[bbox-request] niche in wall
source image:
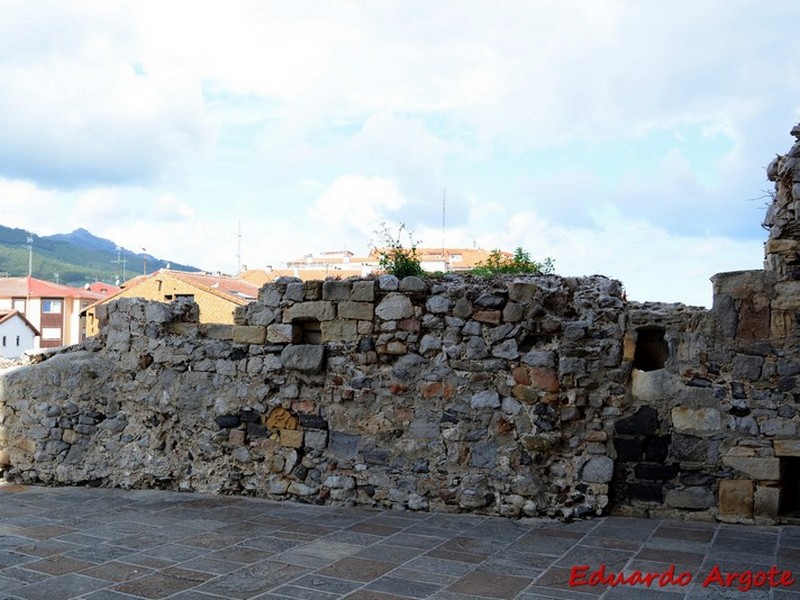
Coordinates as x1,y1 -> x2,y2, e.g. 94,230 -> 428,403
294,319 -> 322,345
633,326 -> 668,371
780,457 -> 800,517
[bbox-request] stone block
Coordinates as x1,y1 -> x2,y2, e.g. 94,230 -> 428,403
266,407 -> 298,430
280,429 -> 303,448
232,326 -> 266,345
351,280 -> 375,302
328,431 -> 360,460
321,320 -> 358,342
400,276 -> 426,292
266,323 -> 301,344
305,429 -> 328,450
773,281 -> 800,310
774,440 -> 800,456
322,280 -> 352,301
719,479 -> 753,516
337,301 -> 374,321
472,310 -> 501,325
521,350 -> 556,367
470,390 -> 500,409
664,487 -> 715,510
287,301 -> 335,322
671,407 -> 721,434
426,295 -> 451,314
631,369 -> 680,401
754,485 -> 780,517
670,433 -> 709,462
507,281 -> 537,303
722,456 -> 780,480
375,293 -> 414,320
280,345 -> 325,372
172,323 -> 199,337
204,324 -> 233,340
453,297 -> 472,319
581,456 -> 614,483
732,354 -> 764,381
529,367 -> 559,392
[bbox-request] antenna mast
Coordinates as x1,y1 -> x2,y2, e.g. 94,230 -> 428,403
27,235 -> 33,277
236,220 -> 242,273
441,188 -> 446,256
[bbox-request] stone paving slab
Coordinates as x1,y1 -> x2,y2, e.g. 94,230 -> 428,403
0,485 -> 797,599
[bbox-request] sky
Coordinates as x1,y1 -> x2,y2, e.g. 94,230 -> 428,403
1,1 -> 798,307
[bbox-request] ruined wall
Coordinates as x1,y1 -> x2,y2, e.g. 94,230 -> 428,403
1,126 -> 800,522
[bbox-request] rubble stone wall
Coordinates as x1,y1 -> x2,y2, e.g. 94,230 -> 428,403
2,125 -> 800,522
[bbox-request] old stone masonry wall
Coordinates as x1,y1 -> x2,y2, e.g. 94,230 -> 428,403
2,124 -> 800,522
0,274 -> 631,519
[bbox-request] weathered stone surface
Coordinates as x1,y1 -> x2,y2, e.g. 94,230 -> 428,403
774,439 -> 800,456
754,485 -> 780,516
426,295 -> 451,314
400,276 -> 426,292
671,407 -> 721,434
321,320 -> 358,342
233,325 -> 267,344
665,487 -> 715,510
337,302 -> 374,321
322,280 -> 352,301
719,479 -> 753,516
375,293 -> 413,320
267,324 -> 300,344
722,457 -> 780,480
287,301 -> 335,322
470,391 -> 500,409
581,456 -> 614,483
280,345 -> 325,372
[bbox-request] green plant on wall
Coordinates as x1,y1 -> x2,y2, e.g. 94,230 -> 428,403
471,247 -> 555,276
372,222 -> 425,278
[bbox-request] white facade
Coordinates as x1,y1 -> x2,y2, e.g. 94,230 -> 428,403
0,314 -> 37,358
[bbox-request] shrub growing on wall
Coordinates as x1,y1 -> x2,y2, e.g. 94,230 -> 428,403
373,222 -> 425,278
471,247 -> 555,276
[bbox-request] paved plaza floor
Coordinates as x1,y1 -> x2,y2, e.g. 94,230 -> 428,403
0,484 -> 796,599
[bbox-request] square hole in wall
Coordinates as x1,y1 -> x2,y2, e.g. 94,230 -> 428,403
633,326 -> 668,371
780,457 -> 800,516
294,319 -> 322,345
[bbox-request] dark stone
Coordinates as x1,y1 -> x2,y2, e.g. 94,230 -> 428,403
644,436 -> 670,463
440,410 -> 461,424
634,463 -> 678,481
299,414 -> 328,430
239,409 -> 261,423
362,447 -> 389,465
729,405 -> 751,417
680,472 -> 714,486
628,482 -> 663,502
614,438 -> 643,462
520,451 -> 533,466
670,433 -> 708,462
465,429 -> 487,442
229,347 -> 248,361
778,404 -> 797,418
412,458 -> 429,473
215,415 -> 240,429
474,293 -> 506,309
470,441 -> 498,468
732,354 -> 763,380
246,423 -> 268,439
779,377 -> 796,392
357,338 -> 375,352
730,382 -> 747,400
687,377 -> 712,388
615,407 -> 658,436
777,360 -> 800,377
328,431 -> 361,460
713,293 -> 737,338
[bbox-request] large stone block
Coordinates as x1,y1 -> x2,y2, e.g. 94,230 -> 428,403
773,440 -> 800,456
280,345 -> 325,372
375,293 -> 414,320
287,301 -> 336,322
322,280 -> 352,301
232,326 -> 266,344
722,456 -> 780,480
719,479 -> 753,516
321,320 -> 358,342
754,485 -> 780,517
337,301 -> 374,321
581,456 -> 614,483
664,487 -> 715,510
615,406 -> 658,436
671,407 -> 721,434
351,281 -> 375,302
631,369 -> 680,401
773,281 -> 800,310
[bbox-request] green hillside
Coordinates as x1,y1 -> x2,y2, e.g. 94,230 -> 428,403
0,225 -> 200,286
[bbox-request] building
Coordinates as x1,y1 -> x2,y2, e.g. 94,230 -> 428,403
238,247 -> 505,286
0,276 -> 103,349
0,310 -> 39,358
84,269 -> 261,336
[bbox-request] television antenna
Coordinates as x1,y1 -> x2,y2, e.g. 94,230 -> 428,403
26,235 -> 34,277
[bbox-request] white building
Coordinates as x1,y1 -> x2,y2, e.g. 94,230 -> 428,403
0,310 -> 39,358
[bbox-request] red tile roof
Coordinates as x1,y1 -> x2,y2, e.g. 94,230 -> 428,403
0,277 -> 102,300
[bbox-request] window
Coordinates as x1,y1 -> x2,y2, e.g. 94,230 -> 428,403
42,327 -> 62,340
15,335 -> 19,346
42,299 -> 62,314
633,327 -> 668,371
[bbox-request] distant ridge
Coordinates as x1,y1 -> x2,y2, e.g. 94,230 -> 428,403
0,225 -> 202,286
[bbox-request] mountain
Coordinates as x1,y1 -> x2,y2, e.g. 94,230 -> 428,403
0,225 -> 201,286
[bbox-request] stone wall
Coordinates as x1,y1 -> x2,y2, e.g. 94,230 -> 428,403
1,124 -> 800,523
